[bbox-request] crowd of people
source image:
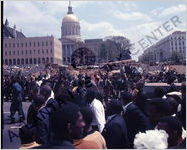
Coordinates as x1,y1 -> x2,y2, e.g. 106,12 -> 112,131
2,63 -> 186,149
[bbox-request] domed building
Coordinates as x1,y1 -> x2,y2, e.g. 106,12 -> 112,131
61,2 -> 103,66
61,3 -> 81,41
61,2 -> 84,65
61,3 -> 102,65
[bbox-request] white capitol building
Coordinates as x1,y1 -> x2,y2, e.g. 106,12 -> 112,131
60,3 -> 103,65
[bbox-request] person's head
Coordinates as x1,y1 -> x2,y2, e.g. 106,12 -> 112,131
106,99 -> 123,116
154,87 -> 165,98
166,97 -> 178,115
55,87 -> 74,103
33,95 -> 45,110
136,80 -> 145,91
80,107 -> 94,135
85,76 -> 93,88
40,85 -> 51,100
85,88 -> 96,104
31,86 -> 39,98
50,102 -> 85,141
147,98 -> 170,126
121,92 -> 133,105
19,124 -> 36,144
44,82 -> 53,89
156,116 -> 183,147
134,91 -> 147,113
134,129 -> 168,149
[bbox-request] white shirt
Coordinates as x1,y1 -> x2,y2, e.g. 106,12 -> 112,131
90,98 -> 106,133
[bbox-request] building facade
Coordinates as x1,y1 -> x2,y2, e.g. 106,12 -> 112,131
3,36 -> 62,66
139,31 -> 186,63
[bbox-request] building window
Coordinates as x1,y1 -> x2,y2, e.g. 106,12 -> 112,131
46,41 -> 48,46
51,57 -> 53,63
5,43 -> 7,48
38,42 -> 40,46
63,57 -> 66,62
30,58 -> 32,64
42,49 -> 44,54
21,58 -> 24,65
21,50 -> 24,55
17,59 -> 20,65
50,41 -> 52,46
26,50 -> 27,55
51,49 -> 52,53
5,59 -> 8,65
38,50 -> 40,54
17,51 -> 19,55
17,43 -> 19,47
25,58 -> 28,64
38,58 -> 41,64
13,43 -> 15,48
21,43 -> 23,47
34,42 -> 36,47
34,50 -> 36,54
25,43 -> 27,47
9,51 -> 11,55
68,57 -> 70,62
42,58 -> 45,64
9,59 -> 12,65
42,42 -> 44,46
13,51 -> 15,55
30,50 -> 32,54
46,57 -> 49,63
34,58 -> 37,64
46,49 -> 48,54
9,43 -> 11,48
30,42 -> 32,47
5,51 -> 7,55
13,59 -> 16,65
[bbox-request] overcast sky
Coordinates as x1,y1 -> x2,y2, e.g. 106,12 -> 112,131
4,1 -> 186,60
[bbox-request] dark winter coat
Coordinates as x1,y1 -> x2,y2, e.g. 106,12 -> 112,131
102,114 -> 129,149
122,102 -> 151,148
36,98 -> 59,144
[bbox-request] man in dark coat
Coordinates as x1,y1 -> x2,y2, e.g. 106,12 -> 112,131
27,94 -> 45,126
102,100 -> 129,149
36,85 -> 59,144
37,102 -> 85,149
10,78 -> 25,123
121,92 -> 151,148
134,80 -> 148,115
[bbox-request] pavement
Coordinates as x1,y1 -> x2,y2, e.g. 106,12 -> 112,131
2,102 -> 31,149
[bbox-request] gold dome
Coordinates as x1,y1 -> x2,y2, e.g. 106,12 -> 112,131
62,14 -> 79,23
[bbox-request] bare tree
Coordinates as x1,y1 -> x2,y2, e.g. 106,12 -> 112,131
104,36 -> 132,61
